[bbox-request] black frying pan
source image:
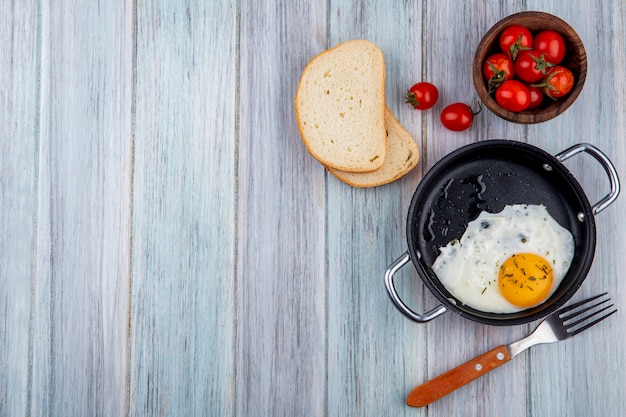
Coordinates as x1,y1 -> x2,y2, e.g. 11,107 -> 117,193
385,140 -> 619,326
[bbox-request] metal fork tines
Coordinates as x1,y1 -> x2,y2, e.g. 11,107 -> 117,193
556,292 -> 617,336
508,293 -> 617,358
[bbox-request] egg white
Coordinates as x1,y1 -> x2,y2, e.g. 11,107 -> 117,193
432,204 -> 575,313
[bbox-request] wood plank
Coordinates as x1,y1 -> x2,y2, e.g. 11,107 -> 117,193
235,1 -> 328,416
324,2 -> 433,416
526,1 -> 626,415
129,0 -> 237,415
29,1 -> 133,415
0,1 -> 40,416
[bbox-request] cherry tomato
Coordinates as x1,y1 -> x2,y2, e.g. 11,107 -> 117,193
534,66 -> 574,99
495,80 -> 530,112
526,85 -> 544,109
440,102 -> 482,131
514,51 -> 553,83
533,30 -> 566,64
405,82 -> 439,110
499,25 -> 533,60
482,53 -> 515,93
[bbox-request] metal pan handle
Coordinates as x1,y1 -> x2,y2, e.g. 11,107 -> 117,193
555,143 -> 620,215
384,251 -> 447,323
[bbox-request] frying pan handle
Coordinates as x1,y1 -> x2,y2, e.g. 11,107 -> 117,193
555,143 -> 620,215
384,251 -> 447,323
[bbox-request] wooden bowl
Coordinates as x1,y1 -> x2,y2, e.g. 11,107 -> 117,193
473,11 -> 587,124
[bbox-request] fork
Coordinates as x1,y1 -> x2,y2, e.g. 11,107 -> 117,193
406,293 -> 617,407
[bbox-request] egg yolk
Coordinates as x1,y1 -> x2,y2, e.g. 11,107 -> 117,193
498,253 -> 554,308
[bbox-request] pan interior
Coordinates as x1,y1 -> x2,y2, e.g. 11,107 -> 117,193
407,141 -> 596,324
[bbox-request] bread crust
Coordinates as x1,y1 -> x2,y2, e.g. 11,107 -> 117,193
327,108 -> 419,187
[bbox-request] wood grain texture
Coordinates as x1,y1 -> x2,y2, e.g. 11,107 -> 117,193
130,1 -> 237,416
28,1 -> 133,416
1,1 -> 624,416
235,1 -> 327,416
0,2 -> 39,416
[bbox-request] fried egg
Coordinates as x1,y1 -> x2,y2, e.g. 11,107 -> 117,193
432,204 -> 575,313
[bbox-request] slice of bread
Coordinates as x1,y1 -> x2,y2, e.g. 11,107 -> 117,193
327,108 -> 419,187
295,40 -> 387,172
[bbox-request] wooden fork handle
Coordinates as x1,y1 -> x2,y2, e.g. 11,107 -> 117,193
406,345 -> 512,407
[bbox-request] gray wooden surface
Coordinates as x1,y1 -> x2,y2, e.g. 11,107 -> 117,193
1,0 -> 624,416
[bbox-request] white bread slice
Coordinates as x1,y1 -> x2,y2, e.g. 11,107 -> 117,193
295,40 -> 387,172
327,108 -> 419,187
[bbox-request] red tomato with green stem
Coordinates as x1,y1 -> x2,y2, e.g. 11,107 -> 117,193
533,30 -> 566,64
495,80 -> 530,112
405,82 -> 439,110
482,53 -> 515,93
499,25 -> 533,60
533,66 -> 574,99
440,102 -> 482,131
514,51 -> 554,83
